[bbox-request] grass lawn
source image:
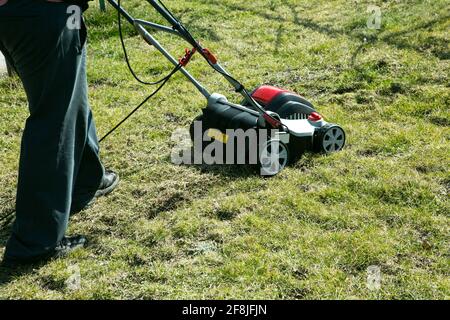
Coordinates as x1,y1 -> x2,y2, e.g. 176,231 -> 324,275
0,0 -> 449,299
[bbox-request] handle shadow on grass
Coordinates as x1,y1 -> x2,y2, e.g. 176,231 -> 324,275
215,0 -> 449,61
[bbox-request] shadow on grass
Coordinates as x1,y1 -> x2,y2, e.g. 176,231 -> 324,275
288,2 -> 450,62
169,146 -> 262,179
209,0 -> 449,61
0,260 -> 46,287
380,16 -> 450,60
191,163 -> 260,178
87,1 -> 222,44
0,210 -> 46,287
88,0 -> 449,63
145,191 -> 189,219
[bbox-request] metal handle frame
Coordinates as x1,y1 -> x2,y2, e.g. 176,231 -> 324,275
107,0 -> 281,127
143,0 -> 266,114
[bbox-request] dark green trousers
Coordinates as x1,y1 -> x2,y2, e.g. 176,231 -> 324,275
0,0 -> 104,260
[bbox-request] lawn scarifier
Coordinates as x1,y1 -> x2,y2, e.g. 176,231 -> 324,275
107,0 -> 346,175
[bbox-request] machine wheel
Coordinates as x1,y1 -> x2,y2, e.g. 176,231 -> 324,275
259,140 -> 289,176
320,126 -> 346,153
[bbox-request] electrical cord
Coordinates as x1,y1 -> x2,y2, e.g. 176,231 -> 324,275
99,0 -> 182,142
118,0 -> 175,86
0,196 -> 15,229
0,209 -> 14,230
99,63 -> 181,143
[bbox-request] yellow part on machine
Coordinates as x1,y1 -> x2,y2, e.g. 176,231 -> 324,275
207,129 -> 229,144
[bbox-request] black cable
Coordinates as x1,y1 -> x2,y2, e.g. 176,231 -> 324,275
99,0 -> 183,143
99,63 -> 181,143
156,0 -> 179,23
0,194 -> 15,229
0,197 -> 15,229
118,0 -> 175,86
0,209 -> 14,229
157,0 -> 245,87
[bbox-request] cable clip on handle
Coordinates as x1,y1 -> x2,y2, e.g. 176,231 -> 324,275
179,47 -> 218,67
179,47 -> 197,67
201,48 -> 217,64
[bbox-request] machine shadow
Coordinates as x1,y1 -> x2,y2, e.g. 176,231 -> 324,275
191,163 -> 260,179
173,146 -> 316,179
170,147 -> 260,179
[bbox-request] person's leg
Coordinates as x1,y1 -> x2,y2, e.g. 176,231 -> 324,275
0,0 -> 103,261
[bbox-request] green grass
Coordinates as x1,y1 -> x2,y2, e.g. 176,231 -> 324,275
0,0 -> 449,299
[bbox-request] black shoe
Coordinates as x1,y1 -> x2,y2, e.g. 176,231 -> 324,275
1,235 -> 87,267
95,170 -> 120,197
70,170 -> 119,214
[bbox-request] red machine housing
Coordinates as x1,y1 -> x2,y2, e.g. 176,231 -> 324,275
249,85 -> 316,120
251,86 -> 290,106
